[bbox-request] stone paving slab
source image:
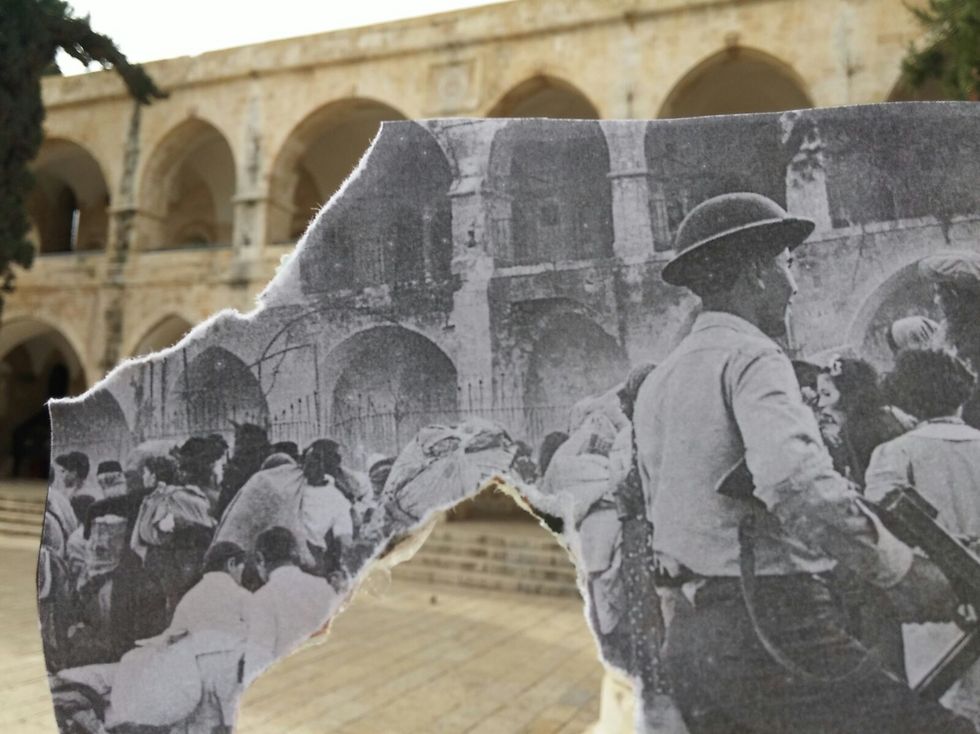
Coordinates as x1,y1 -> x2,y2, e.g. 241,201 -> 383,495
0,538 -> 602,733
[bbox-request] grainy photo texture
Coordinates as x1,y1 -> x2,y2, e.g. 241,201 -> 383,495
39,103 -> 980,733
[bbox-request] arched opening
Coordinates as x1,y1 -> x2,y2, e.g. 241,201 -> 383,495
323,326 -> 458,461
848,259 -> 945,370
268,99 -> 407,244
488,75 -> 600,118
0,319 -> 87,478
158,346 -> 268,442
49,390 -> 132,479
660,48 -> 813,118
131,315 -> 193,358
297,122 -> 453,294
27,139 -> 110,254
644,114 -> 787,249
140,119 -> 236,249
523,311 -> 629,444
820,104 -> 980,229
488,120 -> 613,265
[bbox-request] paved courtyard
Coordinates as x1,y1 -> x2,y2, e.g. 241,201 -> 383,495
0,532 -> 603,733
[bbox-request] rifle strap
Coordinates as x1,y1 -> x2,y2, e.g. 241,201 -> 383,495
738,514 -> 886,686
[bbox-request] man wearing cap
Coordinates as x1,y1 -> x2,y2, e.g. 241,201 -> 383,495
634,193 -> 974,732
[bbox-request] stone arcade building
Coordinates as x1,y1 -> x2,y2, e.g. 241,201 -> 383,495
1,0 -> 973,477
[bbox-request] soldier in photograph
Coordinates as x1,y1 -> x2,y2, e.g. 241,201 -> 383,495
633,192 -> 977,733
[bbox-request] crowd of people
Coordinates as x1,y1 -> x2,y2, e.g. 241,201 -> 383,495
39,406 -> 527,734
39,426 -> 403,733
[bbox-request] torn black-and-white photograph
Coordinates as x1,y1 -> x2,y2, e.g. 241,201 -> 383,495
38,103 -> 980,734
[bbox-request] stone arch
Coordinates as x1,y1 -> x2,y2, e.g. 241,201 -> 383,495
659,47 -> 813,119
49,391 -> 132,481
846,258 -> 945,370
160,346 -> 268,443
819,104 -> 980,229
525,311 -> 628,408
487,75 -> 600,119
0,317 -> 88,478
267,98 -> 407,244
27,138 -> 110,254
322,325 -> 458,460
644,113 -> 787,246
130,315 -> 194,358
508,305 -> 629,447
488,120 -> 613,265
297,122 -> 454,294
139,117 -> 236,249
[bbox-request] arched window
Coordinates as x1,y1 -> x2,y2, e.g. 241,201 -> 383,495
298,122 -> 454,293
819,104 -> 980,228
140,119 -> 236,249
325,326 -> 458,456
521,309 -> 628,445
27,139 -> 110,254
645,115 -> 787,247
131,315 -> 193,358
488,120 -> 613,265
488,75 -> 600,119
268,99 -> 407,244
162,346 -> 268,440
660,48 -> 813,118
0,319 -> 88,478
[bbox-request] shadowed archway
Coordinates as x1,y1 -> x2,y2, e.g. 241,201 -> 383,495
27,138 -> 110,254
660,47 -> 812,119
488,75 -> 600,119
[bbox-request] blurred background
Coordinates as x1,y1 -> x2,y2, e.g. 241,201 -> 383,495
0,1 -> 974,732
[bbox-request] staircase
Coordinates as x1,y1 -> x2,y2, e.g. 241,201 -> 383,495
0,481 -> 46,540
394,520 -> 581,597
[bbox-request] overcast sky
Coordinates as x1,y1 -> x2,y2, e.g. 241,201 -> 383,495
57,0 -> 507,74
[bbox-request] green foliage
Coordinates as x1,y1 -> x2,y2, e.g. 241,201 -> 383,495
902,0 -> 980,100
0,0 -> 166,317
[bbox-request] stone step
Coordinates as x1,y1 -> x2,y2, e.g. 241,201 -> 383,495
406,520 -> 581,597
0,503 -> 44,529
0,493 -> 46,507
0,519 -> 43,538
409,552 -> 579,584
412,539 -> 571,567
426,523 -> 563,552
393,563 -> 581,598
0,500 -> 45,516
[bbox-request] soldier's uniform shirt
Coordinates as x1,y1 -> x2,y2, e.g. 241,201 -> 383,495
633,310 -> 911,584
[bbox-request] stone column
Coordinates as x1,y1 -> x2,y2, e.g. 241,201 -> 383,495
600,121 -> 657,258
232,88 -> 270,273
426,120 -> 507,415
99,103 -> 145,375
780,110 -> 832,232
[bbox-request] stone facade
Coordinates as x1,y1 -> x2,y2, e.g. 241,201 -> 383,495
0,0 -> 965,476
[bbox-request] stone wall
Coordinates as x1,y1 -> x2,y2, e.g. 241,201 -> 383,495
2,0 -> 960,476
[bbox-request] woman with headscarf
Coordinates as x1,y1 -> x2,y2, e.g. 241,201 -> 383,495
816,356 -> 915,488
131,455 -> 215,560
